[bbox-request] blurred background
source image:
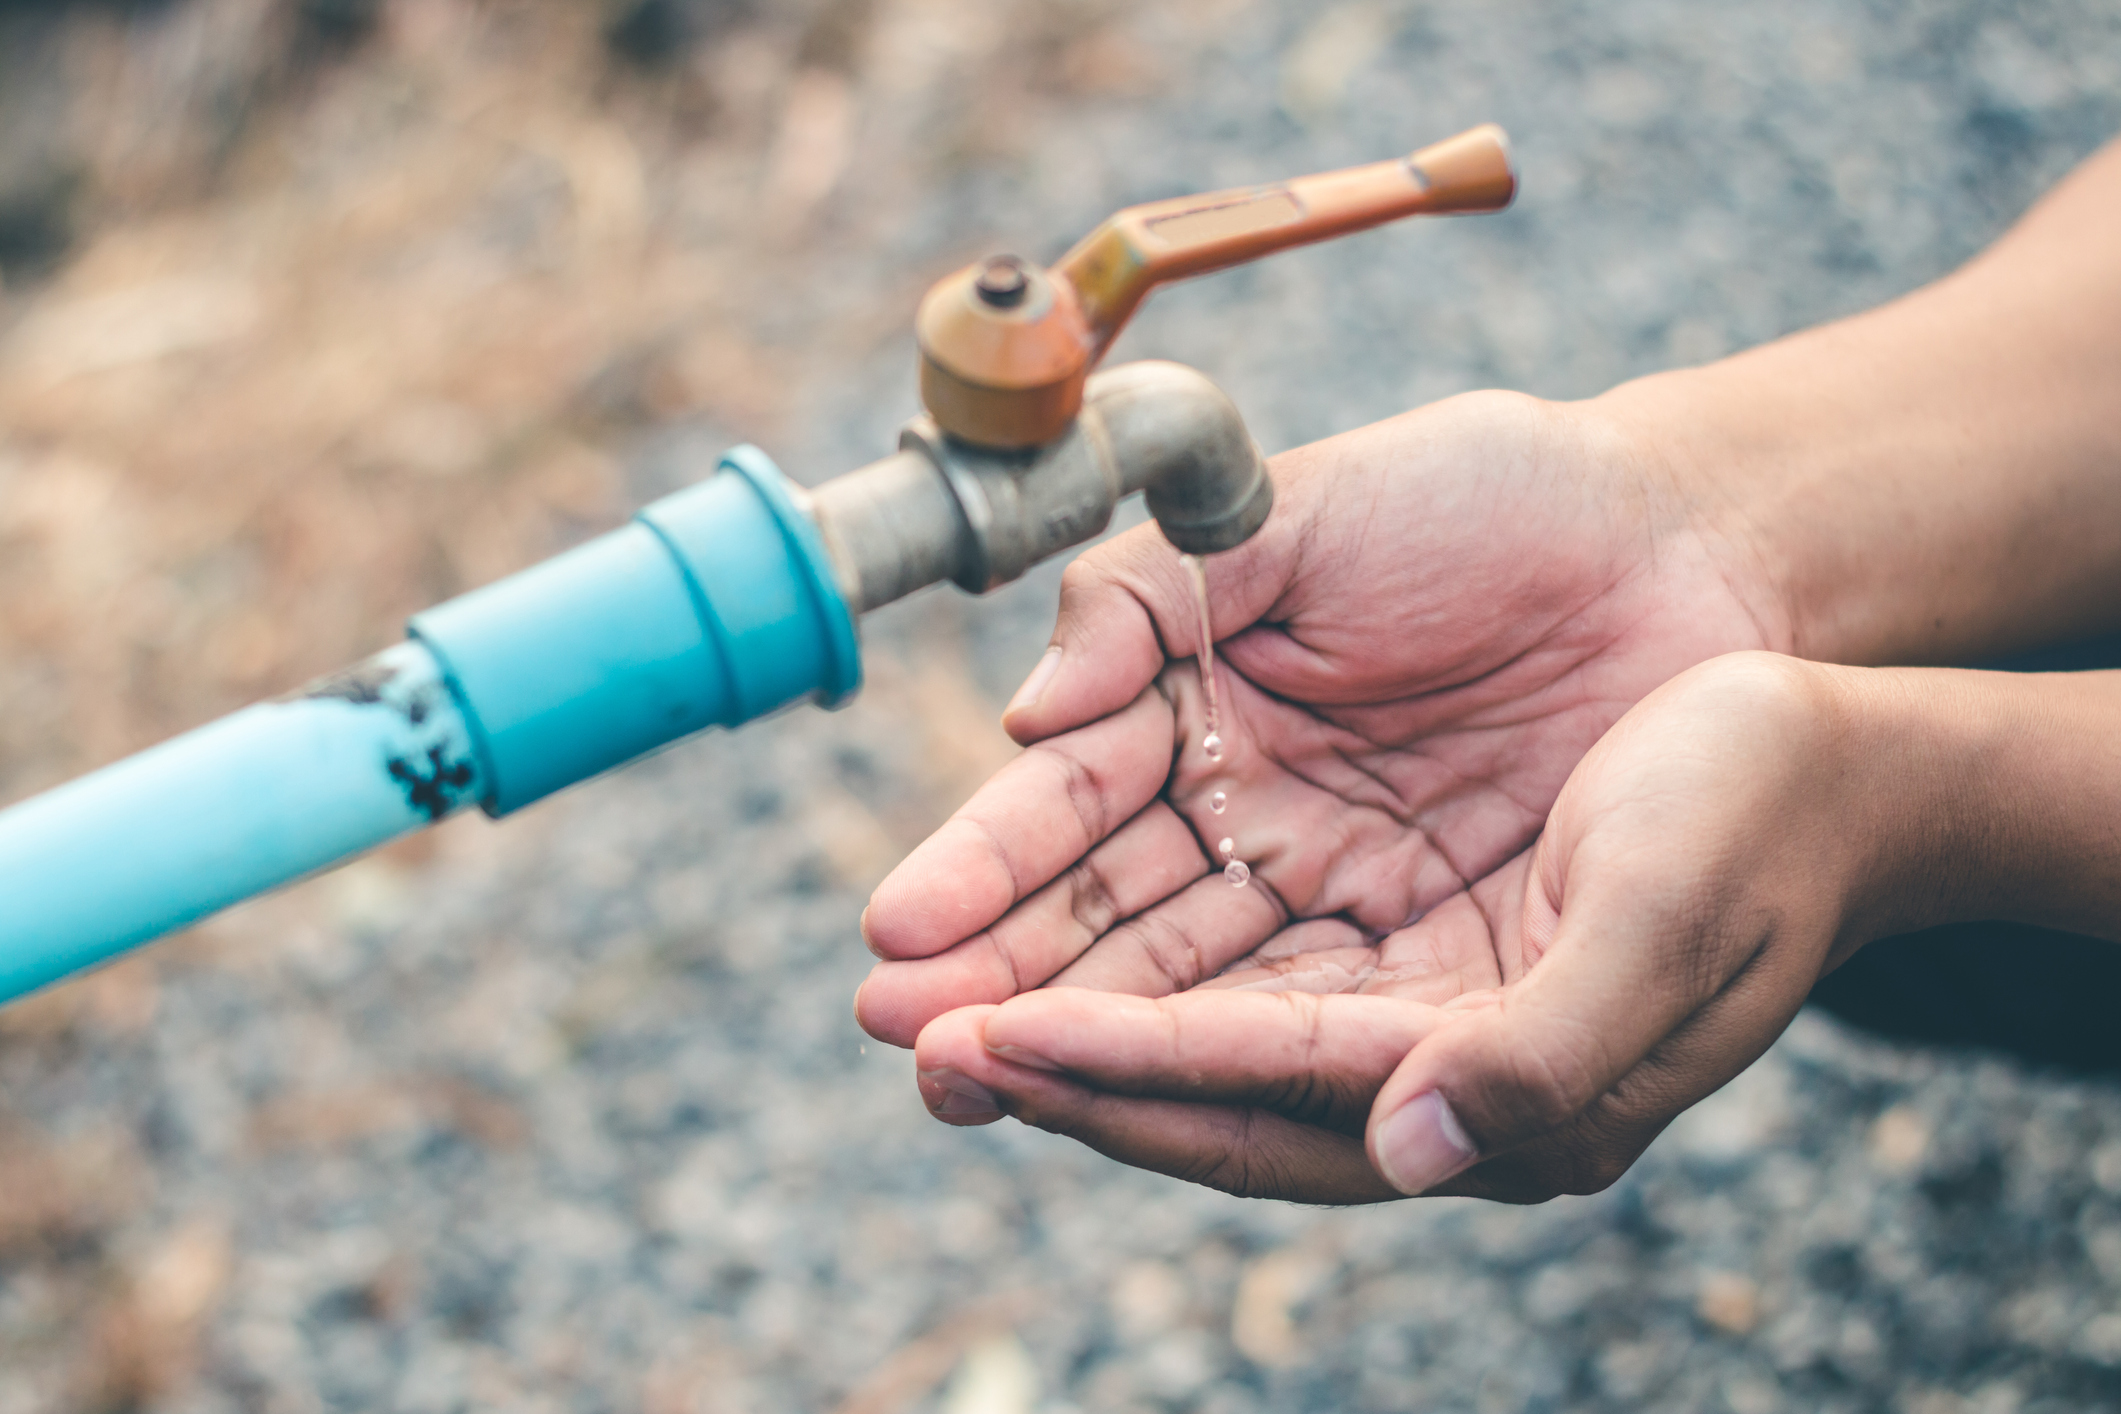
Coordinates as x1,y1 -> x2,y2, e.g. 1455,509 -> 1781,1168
1,0 -> 2119,1410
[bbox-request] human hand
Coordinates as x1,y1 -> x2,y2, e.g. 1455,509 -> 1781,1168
905,652 -> 1915,1203
857,388 -> 1782,1047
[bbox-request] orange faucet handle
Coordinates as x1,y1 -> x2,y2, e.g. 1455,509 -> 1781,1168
915,124 -> 1516,450
1059,123 -> 1516,355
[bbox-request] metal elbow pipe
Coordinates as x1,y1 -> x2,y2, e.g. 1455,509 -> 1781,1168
1092,361 -> 1274,555
809,360 -> 1271,615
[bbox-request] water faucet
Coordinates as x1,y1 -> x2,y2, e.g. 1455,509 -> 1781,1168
0,126 -> 1516,999
814,122 -> 1516,610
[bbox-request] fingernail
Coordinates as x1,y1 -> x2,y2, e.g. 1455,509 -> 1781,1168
1374,1091 -> 1479,1196
1006,647 -> 1063,717
919,1067 -> 1001,1118
988,1042 -> 1063,1073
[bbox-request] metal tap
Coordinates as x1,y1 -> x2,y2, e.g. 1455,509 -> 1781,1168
809,123 -> 1518,611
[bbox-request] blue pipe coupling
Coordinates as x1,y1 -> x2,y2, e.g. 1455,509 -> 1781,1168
413,445 -> 861,815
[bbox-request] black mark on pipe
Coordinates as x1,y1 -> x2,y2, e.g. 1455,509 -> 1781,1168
291,660 -> 436,726
290,661 -> 400,707
388,747 -> 477,822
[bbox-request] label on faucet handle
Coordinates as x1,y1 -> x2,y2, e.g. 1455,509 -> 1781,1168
1145,189 -> 1305,248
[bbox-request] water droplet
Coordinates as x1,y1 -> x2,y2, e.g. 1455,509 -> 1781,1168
1224,859 -> 1251,887
1208,790 -> 1227,815
1217,836 -> 1235,858
1202,732 -> 1224,763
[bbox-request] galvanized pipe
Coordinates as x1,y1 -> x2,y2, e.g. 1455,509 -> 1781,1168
810,360 -> 1271,614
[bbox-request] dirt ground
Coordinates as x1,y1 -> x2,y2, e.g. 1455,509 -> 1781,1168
2,1 -> 2121,1410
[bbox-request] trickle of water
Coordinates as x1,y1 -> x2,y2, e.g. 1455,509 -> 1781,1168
1182,554 -> 1221,759
1187,556 -> 1247,888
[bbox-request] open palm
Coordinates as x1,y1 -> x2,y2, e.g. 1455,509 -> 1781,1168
857,388 -> 1776,1047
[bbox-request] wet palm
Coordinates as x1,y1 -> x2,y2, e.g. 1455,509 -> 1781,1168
857,388 -> 1777,1046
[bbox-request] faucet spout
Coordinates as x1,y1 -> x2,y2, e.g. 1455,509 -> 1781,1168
1093,361 -> 1274,555
808,360 -> 1270,615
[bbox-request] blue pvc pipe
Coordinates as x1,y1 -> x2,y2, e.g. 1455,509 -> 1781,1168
0,642 -> 484,997
0,446 -> 859,1002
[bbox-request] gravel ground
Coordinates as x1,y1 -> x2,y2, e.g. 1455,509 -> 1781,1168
3,2 -> 2121,1411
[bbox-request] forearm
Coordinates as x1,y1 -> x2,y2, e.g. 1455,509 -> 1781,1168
1831,664 -> 2121,948
1602,137 -> 2121,667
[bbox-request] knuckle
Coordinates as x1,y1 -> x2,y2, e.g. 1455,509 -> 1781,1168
1181,1112 -> 1310,1202
1496,1024 -> 1611,1135
1247,995 -> 1368,1130
1034,741 -> 1109,847
1063,855 -> 1123,937
979,930 -> 1027,996
1110,912 -> 1207,994
1285,991 -> 1328,1066
957,813 -> 1027,907
1255,1072 -> 1328,1125
1177,1111 -> 1255,1192
1056,556 -> 1104,596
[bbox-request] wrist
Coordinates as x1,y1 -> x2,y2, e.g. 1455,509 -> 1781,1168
1821,663 -> 2121,946
1590,219 -> 2121,671
1583,366 -> 1806,660
1814,663 -> 1988,950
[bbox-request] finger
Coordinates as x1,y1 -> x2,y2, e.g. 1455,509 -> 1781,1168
1000,472 -> 1302,746
976,988 -> 1448,1133
1046,866 -> 1287,995
863,687 -> 1175,961
856,803 -> 1208,1047
1029,1093 -> 1394,1204
912,1004 -> 1007,1125
913,1003 -> 1396,1203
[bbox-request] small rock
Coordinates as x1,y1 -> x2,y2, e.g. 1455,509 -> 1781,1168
1868,1105 -> 1931,1174
1719,1370 -> 1784,1414
1230,1247 -> 1324,1367
1109,1261 -> 1188,1339
939,1334 -> 1038,1414
2073,1311 -> 2121,1365
1697,1272 -> 1760,1336
2089,1139 -> 2121,1195
1138,1330 -> 1219,1403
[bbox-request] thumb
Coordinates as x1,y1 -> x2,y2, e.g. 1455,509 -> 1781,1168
1000,482 -> 1297,746
1361,857 -> 1753,1197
